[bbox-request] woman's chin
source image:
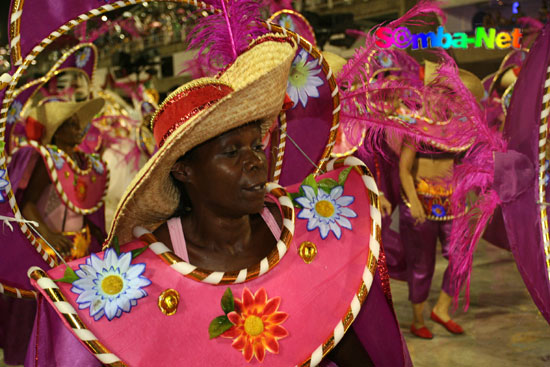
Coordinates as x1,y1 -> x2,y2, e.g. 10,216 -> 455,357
241,194 -> 267,215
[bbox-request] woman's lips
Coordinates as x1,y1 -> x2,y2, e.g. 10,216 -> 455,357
243,182 -> 266,192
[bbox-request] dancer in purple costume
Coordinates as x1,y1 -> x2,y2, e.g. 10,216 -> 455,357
0,98 -> 107,365
335,1 -> 492,339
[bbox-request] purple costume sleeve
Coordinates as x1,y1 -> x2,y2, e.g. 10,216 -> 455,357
484,150 -> 534,250
0,147 -> 107,289
0,147 -> 106,364
490,24 -> 550,324
353,271 -> 412,366
0,148 -> 51,290
24,297 -> 101,367
355,145 -> 408,281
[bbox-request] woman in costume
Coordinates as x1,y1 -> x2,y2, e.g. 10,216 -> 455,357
333,2 -> 489,339
397,61 -> 485,339
18,97 -> 108,259
25,5 -> 410,364
0,42 -> 108,366
480,48 -> 528,132
0,97 -> 108,366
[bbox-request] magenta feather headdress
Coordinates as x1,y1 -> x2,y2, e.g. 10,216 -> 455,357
186,0 -> 267,73
337,0 -> 507,309
338,1 -> 477,156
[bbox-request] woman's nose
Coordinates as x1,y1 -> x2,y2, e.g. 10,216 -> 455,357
243,149 -> 265,171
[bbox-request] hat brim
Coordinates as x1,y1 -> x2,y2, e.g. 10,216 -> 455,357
108,35 -> 296,244
30,97 -> 104,144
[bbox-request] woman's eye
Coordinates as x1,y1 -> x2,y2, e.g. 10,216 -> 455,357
253,143 -> 264,151
223,149 -> 238,157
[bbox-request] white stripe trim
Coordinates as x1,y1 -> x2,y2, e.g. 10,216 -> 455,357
55,301 -> 77,315
350,295 -> 361,317
363,267 -> 374,289
95,353 -> 121,364
74,329 -> 97,341
333,322 -> 345,344
310,345 -> 324,366
150,241 -> 170,254
10,10 -> 22,22
203,272 -> 224,284
259,258 -> 269,276
235,269 -> 247,283
171,262 -> 196,275
36,277 -> 59,290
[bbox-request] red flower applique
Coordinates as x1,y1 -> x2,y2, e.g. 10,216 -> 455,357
215,287 -> 289,363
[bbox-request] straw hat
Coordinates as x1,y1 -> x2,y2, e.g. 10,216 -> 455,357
28,97 -> 105,144
323,51 -> 347,77
384,60 -> 484,152
107,34 -> 296,244
424,60 -> 484,102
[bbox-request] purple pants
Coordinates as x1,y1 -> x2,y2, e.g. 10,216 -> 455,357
399,202 -> 454,303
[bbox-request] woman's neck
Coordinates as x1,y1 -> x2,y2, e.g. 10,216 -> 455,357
182,205 -> 253,256
56,143 -> 85,167
56,142 -> 76,156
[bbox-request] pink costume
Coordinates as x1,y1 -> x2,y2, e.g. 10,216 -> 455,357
11,140 -> 109,260
37,184 -> 84,233
27,162 -> 410,366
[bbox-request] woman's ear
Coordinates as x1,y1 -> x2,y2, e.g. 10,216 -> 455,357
171,160 -> 193,184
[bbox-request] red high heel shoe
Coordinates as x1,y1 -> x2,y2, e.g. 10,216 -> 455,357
430,311 -> 464,334
410,324 -> 433,339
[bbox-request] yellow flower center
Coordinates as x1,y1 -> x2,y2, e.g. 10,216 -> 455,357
289,64 -> 308,88
315,200 -> 335,218
101,275 -> 123,295
244,315 -> 264,337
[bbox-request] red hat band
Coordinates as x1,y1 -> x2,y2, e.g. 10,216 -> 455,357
152,82 -> 234,147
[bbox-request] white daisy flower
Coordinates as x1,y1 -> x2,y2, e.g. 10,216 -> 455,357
7,101 -> 22,125
279,14 -> 296,32
295,185 -> 357,240
287,50 -> 324,109
0,169 -> 8,190
47,148 -> 65,170
377,51 -> 393,68
90,155 -> 105,175
75,47 -> 92,68
0,169 -> 8,203
71,249 -> 151,321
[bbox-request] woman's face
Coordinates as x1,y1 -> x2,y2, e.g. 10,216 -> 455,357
54,115 -> 87,147
175,123 -> 268,216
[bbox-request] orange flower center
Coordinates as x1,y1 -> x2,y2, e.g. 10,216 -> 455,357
315,200 -> 335,218
244,315 -> 264,337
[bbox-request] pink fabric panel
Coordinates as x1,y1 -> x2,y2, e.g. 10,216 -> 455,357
36,184 -> 83,232
36,168 -> 374,366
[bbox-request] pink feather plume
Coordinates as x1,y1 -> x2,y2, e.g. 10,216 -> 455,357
187,0 -> 267,71
337,0 -> 508,310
